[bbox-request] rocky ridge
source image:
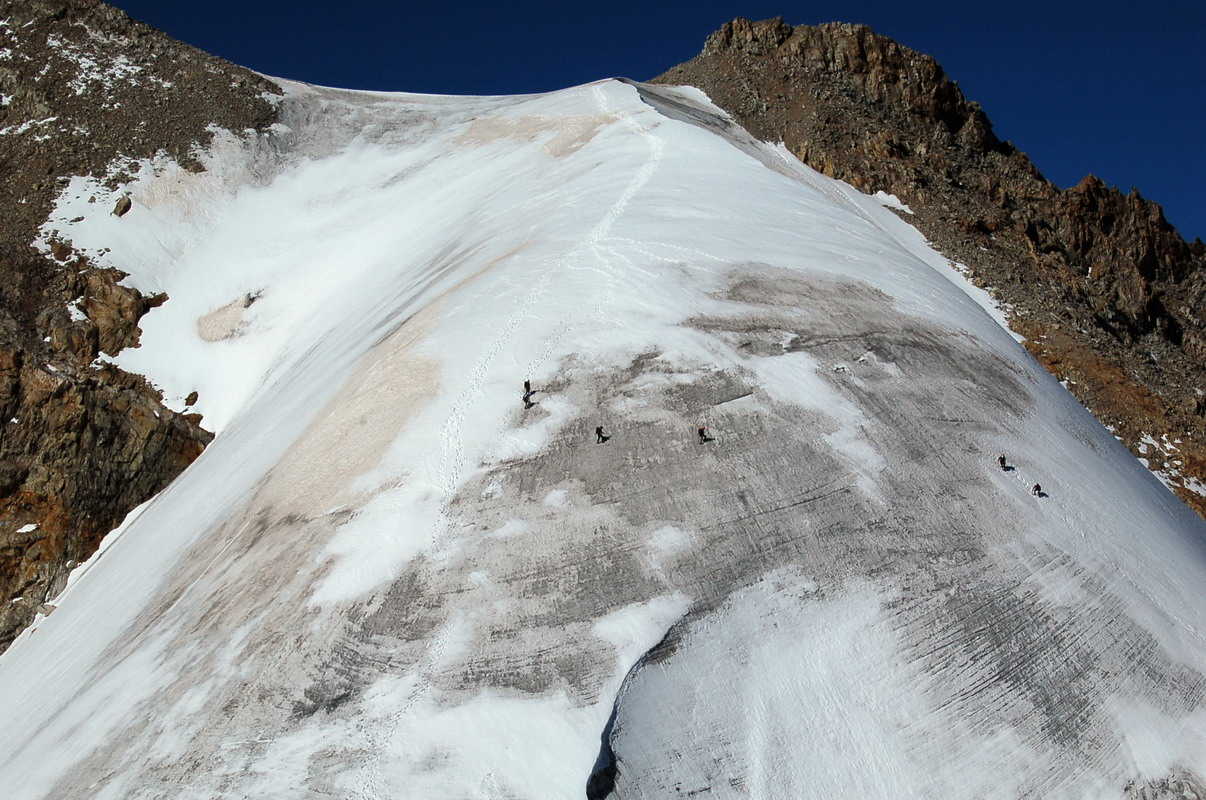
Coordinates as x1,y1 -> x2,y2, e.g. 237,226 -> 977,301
654,18 -> 1206,516
0,0 -> 280,651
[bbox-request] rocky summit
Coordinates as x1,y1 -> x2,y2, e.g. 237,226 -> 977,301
655,17 -> 1206,516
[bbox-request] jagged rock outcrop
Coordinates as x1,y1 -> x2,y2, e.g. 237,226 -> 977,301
0,0 -> 280,651
654,18 -> 1206,516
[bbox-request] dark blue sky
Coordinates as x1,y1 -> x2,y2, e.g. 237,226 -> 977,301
113,0 -> 1204,240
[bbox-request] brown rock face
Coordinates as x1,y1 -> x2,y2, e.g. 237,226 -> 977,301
0,352 -> 211,647
654,18 -> 1206,517
0,0 -> 281,651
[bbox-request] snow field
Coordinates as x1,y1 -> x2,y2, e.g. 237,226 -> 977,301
0,77 -> 1203,799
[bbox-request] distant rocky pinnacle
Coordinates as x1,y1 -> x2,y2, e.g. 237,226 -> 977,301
654,17 -> 1205,517
0,0 -> 280,651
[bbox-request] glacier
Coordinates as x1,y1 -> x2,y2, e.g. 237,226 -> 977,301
1,77 -> 1204,799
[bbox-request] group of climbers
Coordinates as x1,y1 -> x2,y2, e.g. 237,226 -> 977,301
521,381 -> 1045,498
521,379 -> 713,447
998,453 -> 1044,497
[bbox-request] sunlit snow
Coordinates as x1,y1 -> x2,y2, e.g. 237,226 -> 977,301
1,78 -> 1204,800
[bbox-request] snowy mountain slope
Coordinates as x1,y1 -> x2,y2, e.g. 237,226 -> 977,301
1,77 -> 1204,799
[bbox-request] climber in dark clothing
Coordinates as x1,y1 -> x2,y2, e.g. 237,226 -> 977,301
1031,483 -> 1042,497
524,379 -> 531,394
523,390 -> 535,409
698,426 -> 712,444
998,454 -> 1007,470
596,426 -> 608,444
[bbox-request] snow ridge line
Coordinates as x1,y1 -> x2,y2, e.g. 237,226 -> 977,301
361,80 -> 666,799
436,81 -> 663,507
582,83 -> 664,338
587,83 -> 663,245
558,83 -> 668,383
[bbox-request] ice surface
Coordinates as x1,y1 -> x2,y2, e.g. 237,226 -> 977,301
873,189 -> 913,214
0,77 -> 1204,800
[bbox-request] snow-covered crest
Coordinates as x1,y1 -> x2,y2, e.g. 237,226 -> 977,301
2,78 -> 1204,799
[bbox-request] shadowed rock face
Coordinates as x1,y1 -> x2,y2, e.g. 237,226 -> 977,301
652,18 -> 1206,518
0,0 -> 280,650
